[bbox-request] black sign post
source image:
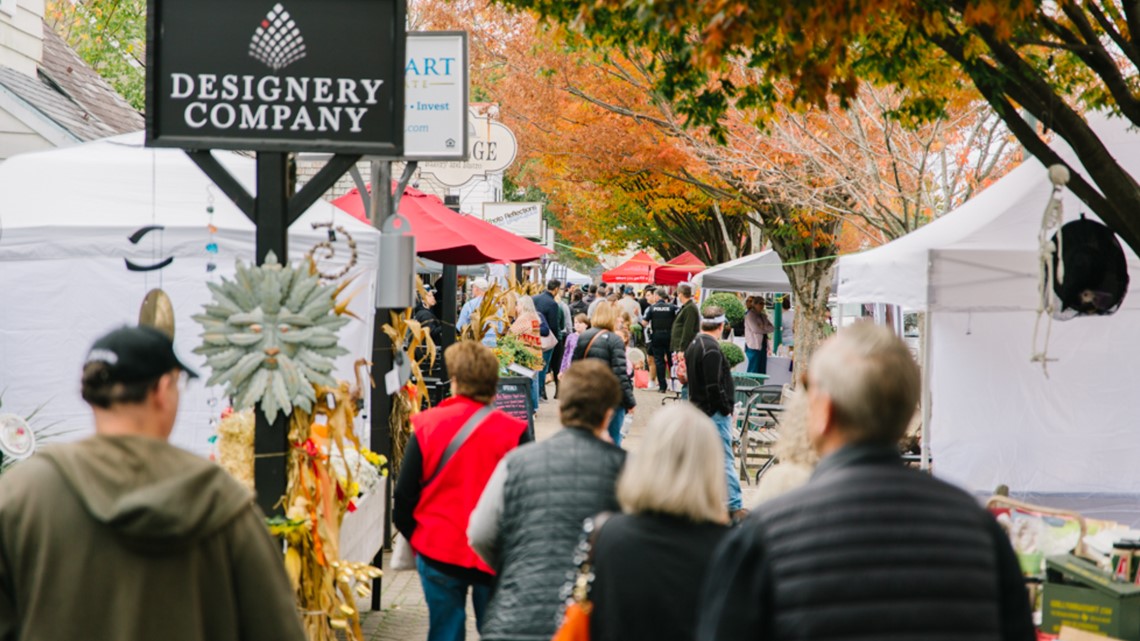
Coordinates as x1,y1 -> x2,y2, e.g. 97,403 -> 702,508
147,0 -> 406,516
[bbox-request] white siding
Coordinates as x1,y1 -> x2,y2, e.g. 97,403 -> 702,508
0,0 -> 44,77
0,104 -> 51,161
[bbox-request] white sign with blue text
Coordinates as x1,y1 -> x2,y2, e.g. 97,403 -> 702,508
404,32 -> 468,160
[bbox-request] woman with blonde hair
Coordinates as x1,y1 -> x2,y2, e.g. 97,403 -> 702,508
573,301 -> 637,445
578,403 -> 728,641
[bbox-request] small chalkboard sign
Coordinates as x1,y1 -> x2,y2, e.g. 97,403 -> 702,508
495,376 -> 535,440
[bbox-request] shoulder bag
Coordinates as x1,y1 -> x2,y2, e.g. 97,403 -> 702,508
552,511 -> 614,641
390,404 -> 494,572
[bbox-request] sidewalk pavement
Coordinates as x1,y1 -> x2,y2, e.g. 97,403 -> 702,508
361,385 -> 763,639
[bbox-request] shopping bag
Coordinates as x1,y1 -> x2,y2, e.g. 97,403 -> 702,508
552,601 -> 592,641
633,368 -> 650,389
390,533 -> 415,572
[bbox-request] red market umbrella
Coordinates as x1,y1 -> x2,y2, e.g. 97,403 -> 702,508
452,213 -> 553,263
654,251 -> 707,285
332,184 -> 524,265
601,250 -> 659,284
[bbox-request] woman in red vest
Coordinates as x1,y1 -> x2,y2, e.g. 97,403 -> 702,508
393,341 -> 531,641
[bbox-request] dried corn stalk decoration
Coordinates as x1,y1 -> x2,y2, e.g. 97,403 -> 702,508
280,382 -> 383,641
192,252 -> 358,422
459,282 -> 509,344
215,408 -> 255,491
382,306 -> 437,477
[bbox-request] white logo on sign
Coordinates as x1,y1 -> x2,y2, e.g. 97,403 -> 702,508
249,4 -> 307,71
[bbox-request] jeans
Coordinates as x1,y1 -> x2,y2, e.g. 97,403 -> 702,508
417,556 -> 492,641
537,349 -> 554,400
608,406 -> 627,447
745,347 -> 768,375
711,412 -> 743,512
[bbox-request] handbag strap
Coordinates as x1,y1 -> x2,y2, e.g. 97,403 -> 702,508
423,405 -> 493,487
582,329 -> 607,357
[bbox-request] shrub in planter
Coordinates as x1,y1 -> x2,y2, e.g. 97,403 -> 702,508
702,292 -> 746,328
719,341 -> 746,367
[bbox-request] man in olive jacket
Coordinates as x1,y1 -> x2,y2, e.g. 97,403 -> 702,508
467,360 -> 626,641
0,326 -> 305,641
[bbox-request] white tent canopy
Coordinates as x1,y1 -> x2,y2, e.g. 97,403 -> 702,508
0,133 -> 381,457
692,249 -> 795,293
837,114 -> 1140,523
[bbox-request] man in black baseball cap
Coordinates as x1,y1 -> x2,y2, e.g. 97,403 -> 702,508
0,325 -> 306,640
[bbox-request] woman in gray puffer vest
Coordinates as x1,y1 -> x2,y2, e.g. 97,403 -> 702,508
468,360 -> 627,641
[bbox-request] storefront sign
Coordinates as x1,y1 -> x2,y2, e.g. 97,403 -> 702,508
404,32 -> 468,160
482,202 -> 543,239
416,111 -> 517,186
146,0 -> 406,154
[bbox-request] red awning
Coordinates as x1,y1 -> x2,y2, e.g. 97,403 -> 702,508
654,251 -> 707,285
331,184 -> 551,266
601,250 -> 659,284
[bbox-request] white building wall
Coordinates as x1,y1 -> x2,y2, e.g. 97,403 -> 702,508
0,104 -> 52,161
0,0 -> 44,77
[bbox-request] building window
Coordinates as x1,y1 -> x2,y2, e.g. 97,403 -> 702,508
0,0 -> 15,17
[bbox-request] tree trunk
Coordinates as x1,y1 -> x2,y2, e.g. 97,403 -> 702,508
783,259 -> 835,387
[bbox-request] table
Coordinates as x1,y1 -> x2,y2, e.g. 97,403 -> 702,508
339,481 -> 386,565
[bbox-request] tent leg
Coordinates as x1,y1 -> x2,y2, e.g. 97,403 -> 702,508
921,310 -> 933,472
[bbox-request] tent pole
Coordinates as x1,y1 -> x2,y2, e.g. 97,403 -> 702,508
921,252 -> 934,472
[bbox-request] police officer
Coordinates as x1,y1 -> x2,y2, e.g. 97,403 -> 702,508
643,289 -> 679,392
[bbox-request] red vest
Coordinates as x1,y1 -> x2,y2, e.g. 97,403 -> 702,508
410,396 -> 527,573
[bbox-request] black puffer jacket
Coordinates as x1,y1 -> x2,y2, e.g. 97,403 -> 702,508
570,328 -> 636,410
697,445 -> 1036,641
480,428 -> 626,641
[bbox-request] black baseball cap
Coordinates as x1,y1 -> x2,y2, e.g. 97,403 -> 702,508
85,325 -> 198,383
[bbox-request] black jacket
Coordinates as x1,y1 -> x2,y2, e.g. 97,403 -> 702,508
570,300 -> 589,319
591,513 -> 727,641
697,445 -> 1036,641
571,328 -> 636,410
480,428 -> 626,641
685,333 -> 734,416
644,301 -> 678,344
533,292 -> 560,340
412,303 -> 443,347
671,300 -> 699,353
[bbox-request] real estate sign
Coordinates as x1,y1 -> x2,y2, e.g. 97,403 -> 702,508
146,0 -> 406,154
404,32 -> 468,160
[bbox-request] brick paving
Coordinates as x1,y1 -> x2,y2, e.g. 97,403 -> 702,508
361,385 -> 763,640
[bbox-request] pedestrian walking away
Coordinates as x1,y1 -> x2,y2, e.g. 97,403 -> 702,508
670,283 -> 699,400
586,402 -> 729,641
644,289 -> 678,392
684,306 -> 744,522
467,360 -> 627,641
0,325 -> 306,641
573,302 -> 636,446
393,341 -> 530,641
696,323 -> 1035,641
534,279 -> 564,402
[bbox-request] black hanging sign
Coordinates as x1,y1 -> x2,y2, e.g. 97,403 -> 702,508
145,0 -> 406,154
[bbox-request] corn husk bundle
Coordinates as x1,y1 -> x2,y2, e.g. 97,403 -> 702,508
282,381 -> 381,641
215,408 -> 255,491
381,308 -> 437,477
459,283 -> 509,344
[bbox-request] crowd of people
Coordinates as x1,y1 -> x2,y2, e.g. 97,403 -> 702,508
393,323 -> 1035,641
0,291 -> 1033,641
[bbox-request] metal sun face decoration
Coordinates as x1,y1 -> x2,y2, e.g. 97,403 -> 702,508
0,414 -> 35,461
193,252 -> 349,422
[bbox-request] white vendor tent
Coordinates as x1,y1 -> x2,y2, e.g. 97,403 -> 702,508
837,114 -> 1140,524
0,133 -> 380,457
692,249 -> 796,293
